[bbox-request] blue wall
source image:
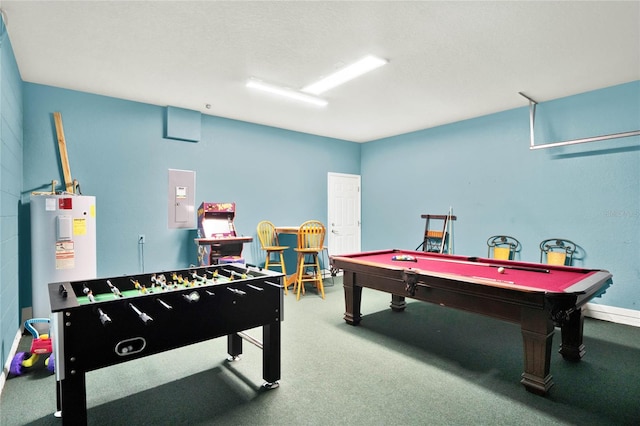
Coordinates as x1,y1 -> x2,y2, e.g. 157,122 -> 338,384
21,83 -> 360,303
361,81 -> 639,310
0,29 -> 23,371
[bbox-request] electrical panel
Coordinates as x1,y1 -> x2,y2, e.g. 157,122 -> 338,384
168,169 -> 196,229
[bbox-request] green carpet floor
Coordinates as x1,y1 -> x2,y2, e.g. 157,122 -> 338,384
2,276 -> 639,425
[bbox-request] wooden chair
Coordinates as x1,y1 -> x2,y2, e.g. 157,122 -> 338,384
256,221 -> 289,294
487,235 -> 521,260
293,220 -> 326,300
540,238 -> 577,266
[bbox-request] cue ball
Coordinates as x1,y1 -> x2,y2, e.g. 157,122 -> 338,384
497,267 -> 505,274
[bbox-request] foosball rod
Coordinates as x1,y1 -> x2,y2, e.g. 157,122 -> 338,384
129,303 -> 153,323
237,331 -> 263,350
221,268 -> 248,279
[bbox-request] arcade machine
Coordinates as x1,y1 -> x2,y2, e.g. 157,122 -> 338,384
194,202 -> 253,265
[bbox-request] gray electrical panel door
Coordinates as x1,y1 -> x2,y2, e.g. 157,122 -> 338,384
168,169 -> 196,229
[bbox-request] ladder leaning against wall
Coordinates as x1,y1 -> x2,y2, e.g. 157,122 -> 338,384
417,213 -> 457,254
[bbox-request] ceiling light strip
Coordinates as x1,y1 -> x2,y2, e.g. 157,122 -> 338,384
301,55 -> 388,95
246,78 -> 328,107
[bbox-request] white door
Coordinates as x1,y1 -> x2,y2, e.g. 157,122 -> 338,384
327,173 -> 361,256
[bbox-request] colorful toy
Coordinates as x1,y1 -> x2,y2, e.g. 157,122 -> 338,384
9,318 -> 54,376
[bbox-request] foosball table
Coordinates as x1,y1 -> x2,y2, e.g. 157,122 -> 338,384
48,263 -> 284,425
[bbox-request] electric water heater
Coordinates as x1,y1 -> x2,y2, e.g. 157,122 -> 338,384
30,194 -> 97,319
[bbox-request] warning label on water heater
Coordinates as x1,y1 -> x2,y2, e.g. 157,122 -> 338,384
73,218 -> 87,236
55,241 -> 75,269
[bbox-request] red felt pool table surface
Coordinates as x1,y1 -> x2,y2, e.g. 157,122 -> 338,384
342,249 -> 597,293
331,249 -> 612,396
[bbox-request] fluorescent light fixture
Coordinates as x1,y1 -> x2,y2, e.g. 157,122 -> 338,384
246,78 -> 328,107
301,55 -> 388,95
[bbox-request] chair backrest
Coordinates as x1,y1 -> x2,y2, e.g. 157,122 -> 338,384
297,220 -> 325,251
256,220 -> 278,248
539,238 -> 577,266
487,235 -> 520,260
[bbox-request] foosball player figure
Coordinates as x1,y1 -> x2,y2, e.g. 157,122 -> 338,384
155,274 -> 169,291
82,284 -> 95,303
190,272 -> 207,285
107,280 -> 123,298
170,277 -> 179,289
131,279 -> 147,294
150,274 -> 159,289
172,273 -> 185,286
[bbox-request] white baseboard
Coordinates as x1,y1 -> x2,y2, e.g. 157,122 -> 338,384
584,303 -> 640,327
0,329 -> 23,397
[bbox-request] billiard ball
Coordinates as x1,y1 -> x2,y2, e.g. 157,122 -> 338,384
497,267 -> 505,274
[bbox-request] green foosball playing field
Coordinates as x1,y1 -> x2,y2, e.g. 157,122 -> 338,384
76,268 -> 247,304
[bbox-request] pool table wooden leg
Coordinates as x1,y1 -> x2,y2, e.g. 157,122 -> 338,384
390,294 -> 406,311
520,307 -> 555,395
558,308 -> 586,361
343,272 -> 362,325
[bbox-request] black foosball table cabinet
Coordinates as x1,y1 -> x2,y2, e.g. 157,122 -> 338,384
48,263 -> 284,425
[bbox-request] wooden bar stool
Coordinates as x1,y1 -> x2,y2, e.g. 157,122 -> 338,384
256,221 -> 289,294
293,220 -> 326,300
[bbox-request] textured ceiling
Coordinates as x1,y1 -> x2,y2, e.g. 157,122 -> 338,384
2,1 -> 639,142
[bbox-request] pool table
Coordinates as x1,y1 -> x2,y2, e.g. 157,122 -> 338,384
330,249 -> 612,395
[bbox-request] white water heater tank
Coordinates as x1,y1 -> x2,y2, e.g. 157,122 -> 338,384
30,194 -> 97,319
